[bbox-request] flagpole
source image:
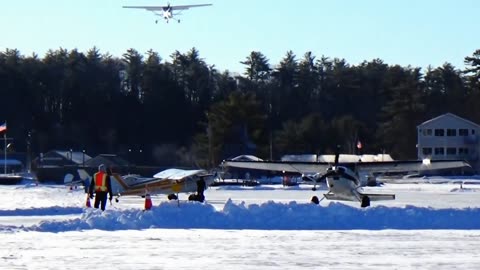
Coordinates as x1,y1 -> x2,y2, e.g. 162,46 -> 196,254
3,127 -> 6,174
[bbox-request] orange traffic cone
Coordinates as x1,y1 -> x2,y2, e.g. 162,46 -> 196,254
144,193 -> 152,210
85,194 -> 91,208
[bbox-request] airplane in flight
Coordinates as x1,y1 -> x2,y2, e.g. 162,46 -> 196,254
66,168 -> 216,206
122,2 -> 212,24
221,147 -> 472,207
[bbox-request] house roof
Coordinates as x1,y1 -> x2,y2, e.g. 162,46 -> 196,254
231,155 -> 263,162
418,113 -> 480,128
52,150 -> 92,165
84,154 -> 131,168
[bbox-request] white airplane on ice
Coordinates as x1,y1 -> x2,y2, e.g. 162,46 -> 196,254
221,148 -> 472,207
123,2 -> 212,24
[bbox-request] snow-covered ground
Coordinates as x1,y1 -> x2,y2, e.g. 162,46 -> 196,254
1,178 -> 480,269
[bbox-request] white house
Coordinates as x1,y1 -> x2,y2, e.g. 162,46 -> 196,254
417,113 -> 480,171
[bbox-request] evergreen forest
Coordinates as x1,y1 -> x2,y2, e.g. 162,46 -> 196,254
1,47 -> 480,168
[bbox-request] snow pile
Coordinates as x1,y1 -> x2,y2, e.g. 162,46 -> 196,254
10,200 -> 480,232
0,206 -> 83,216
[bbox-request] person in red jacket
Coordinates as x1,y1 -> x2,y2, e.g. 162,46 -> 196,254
88,164 -> 113,211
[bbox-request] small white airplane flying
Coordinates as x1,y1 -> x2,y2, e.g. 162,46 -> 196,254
122,2 -> 212,24
221,148 -> 472,207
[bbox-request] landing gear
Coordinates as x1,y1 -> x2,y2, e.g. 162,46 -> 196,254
178,19 -> 181,23
167,194 -> 178,200
361,196 -> 370,208
188,193 -> 205,202
155,20 -> 158,24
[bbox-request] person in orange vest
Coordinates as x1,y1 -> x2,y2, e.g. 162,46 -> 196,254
88,164 -> 113,211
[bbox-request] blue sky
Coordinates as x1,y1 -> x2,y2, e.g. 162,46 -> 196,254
1,0 -> 479,73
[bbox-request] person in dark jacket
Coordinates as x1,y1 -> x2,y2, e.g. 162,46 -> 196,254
89,164 -> 113,211
196,176 -> 206,202
188,176 -> 207,202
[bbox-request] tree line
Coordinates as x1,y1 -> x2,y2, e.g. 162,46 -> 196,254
1,47 -> 479,168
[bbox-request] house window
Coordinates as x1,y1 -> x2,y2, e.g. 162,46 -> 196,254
422,129 -> 432,136
422,148 -> 432,155
459,129 -> 468,136
473,130 -> 476,135
434,129 -> 444,136
447,129 -> 456,136
446,148 -> 457,155
434,147 -> 444,155
459,148 -> 469,155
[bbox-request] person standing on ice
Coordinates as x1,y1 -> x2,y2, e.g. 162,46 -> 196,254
88,164 -> 113,211
188,176 -> 207,202
196,176 -> 206,202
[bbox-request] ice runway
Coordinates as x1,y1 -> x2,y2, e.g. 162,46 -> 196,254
2,229 -> 480,270
1,182 -> 480,227
1,181 -> 480,269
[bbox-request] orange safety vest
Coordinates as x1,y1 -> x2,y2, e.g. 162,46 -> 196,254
94,172 -> 108,192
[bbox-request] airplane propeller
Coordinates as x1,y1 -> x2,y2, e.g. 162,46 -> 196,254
310,145 -> 341,191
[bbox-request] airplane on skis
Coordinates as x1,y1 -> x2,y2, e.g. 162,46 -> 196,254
66,167 -> 216,204
221,147 -> 472,207
122,2 -> 212,24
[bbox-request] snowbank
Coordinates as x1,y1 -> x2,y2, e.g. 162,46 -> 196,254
6,200 -> 480,232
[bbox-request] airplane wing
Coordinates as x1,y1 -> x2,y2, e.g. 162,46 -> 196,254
122,4 -> 212,11
122,6 -> 169,11
222,159 -> 472,177
221,160 -> 330,175
353,160 -> 472,175
357,192 -> 396,201
153,168 -> 208,179
118,169 -> 207,188
170,4 -> 213,10
323,193 -> 354,202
